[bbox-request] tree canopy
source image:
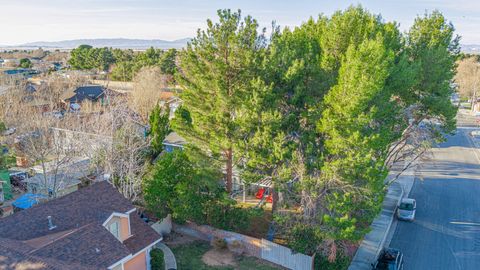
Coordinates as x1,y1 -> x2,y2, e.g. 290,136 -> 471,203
167,7 -> 459,262
19,58 -> 32,68
69,45 -> 178,81
68,45 -> 114,71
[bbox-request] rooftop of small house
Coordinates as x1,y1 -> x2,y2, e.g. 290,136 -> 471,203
0,181 -> 162,270
163,131 -> 187,147
61,85 -> 105,103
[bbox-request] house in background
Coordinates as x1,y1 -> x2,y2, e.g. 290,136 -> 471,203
61,85 -> 106,111
23,172 -> 82,197
160,96 -> 182,119
162,132 -> 186,153
23,158 -> 91,197
1,58 -> 20,67
0,181 -> 162,270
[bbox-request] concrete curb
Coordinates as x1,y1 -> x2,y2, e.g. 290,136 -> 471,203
348,182 -> 403,270
377,183 -> 403,257
383,161 -> 417,249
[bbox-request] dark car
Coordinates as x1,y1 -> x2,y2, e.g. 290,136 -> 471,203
373,248 -> 404,270
9,171 -> 28,192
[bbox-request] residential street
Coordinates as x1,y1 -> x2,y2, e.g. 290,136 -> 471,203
389,113 -> 480,269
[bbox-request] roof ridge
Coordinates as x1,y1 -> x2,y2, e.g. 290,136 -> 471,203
27,222 -> 95,254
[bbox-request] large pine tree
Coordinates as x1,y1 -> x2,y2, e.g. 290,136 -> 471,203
172,9 -> 267,192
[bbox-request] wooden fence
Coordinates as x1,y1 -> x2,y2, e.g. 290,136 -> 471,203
261,239 -> 313,270
174,223 -> 314,270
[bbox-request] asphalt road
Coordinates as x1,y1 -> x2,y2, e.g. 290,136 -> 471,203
389,128 -> 480,270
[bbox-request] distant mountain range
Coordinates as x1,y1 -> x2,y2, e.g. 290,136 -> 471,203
461,44 -> 480,54
3,39 -> 480,53
8,38 -> 191,49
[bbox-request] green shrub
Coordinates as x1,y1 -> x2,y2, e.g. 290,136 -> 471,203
144,149 -> 264,234
288,224 -> 322,255
314,252 -> 351,270
204,201 -> 263,232
150,249 -> 164,270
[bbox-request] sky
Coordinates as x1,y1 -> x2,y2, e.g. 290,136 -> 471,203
1,0 -> 480,45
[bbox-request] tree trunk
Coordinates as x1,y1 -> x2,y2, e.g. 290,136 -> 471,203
472,95 -> 475,112
301,189 -> 311,218
225,148 -> 233,193
271,183 -> 279,214
472,84 -> 477,112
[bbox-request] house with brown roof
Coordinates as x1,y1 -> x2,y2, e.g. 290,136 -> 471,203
0,181 -> 162,270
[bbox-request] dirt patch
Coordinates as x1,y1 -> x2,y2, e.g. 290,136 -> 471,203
202,248 -> 237,267
163,232 -> 198,247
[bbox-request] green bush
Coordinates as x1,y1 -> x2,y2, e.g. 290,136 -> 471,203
287,224 -> 322,255
150,249 -> 164,270
314,252 -> 351,270
144,150 -> 262,233
204,201 -> 263,232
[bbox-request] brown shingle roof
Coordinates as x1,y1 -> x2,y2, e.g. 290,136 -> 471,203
124,212 -> 163,254
30,223 -> 131,269
0,238 -> 98,270
0,181 -> 133,241
0,181 -> 161,270
0,242 -> 51,270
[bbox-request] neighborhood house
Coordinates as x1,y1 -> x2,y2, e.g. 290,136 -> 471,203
61,85 -> 107,111
162,131 -> 186,153
0,181 -> 162,270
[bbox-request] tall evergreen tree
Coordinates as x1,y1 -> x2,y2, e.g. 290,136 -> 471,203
69,45 -> 94,70
140,7 -> 460,265
159,48 -> 177,76
405,10 -> 459,132
149,104 -> 170,156
68,45 -> 115,71
318,35 -> 399,241
172,9 -> 267,192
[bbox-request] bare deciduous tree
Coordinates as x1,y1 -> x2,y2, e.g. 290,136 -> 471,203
2,73 -> 152,202
99,118 -> 149,203
130,66 -> 168,122
15,122 -> 83,198
0,77 -> 90,198
455,57 -> 480,108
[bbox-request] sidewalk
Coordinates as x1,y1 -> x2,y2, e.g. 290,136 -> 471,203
457,108 -> 478,127
155,242 -> 177,270
348,182 -> 403,270
383,162 -> 417,248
